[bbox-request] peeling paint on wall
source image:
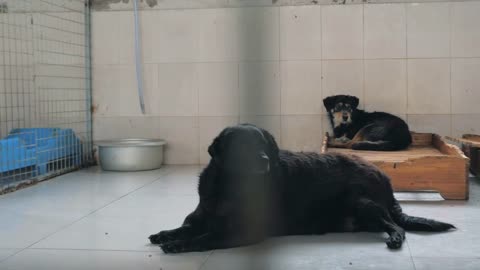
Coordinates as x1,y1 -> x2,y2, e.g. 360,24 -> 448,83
91,0 -> 158,10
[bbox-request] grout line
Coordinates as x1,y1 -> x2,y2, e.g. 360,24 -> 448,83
362,2 -> 366,108
94,55 -> 480,68
198,251 -> 214,270
449,2 -> 454,136
405,3 -> 409,122
405,238 -> 418,270
24,247 -> 166,253
0,168 -> 176,264
196,62 -> 201,165
237,62 -> 241,124
277,6 -> 283,147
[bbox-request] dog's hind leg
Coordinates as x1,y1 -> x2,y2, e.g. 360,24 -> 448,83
354,198 -> 405,249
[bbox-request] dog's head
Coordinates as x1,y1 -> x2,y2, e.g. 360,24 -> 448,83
323,95 -> 359,127
208,124 -> 279,175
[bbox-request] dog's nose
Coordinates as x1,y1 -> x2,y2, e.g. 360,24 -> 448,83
342,114 -> 349,121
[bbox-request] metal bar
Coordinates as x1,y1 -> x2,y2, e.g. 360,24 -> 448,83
1,0 -> 92,188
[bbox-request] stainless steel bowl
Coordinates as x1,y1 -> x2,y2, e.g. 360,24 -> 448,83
95,139 -> 166,171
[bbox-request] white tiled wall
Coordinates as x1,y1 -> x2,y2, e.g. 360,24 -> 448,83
92,2 -> 480,164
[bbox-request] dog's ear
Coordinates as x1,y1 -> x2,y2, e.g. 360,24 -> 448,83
323,96 -> 337,111
347,95 -> 360,109
259,127 -> 279,162
208,136 -> 220,158
208,129 -> 228,159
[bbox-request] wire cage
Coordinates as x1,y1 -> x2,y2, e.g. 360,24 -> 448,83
0,0 -> 93,192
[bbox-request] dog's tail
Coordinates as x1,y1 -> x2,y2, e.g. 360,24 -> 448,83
351,141 -> 402,151
389,199 -> 455,232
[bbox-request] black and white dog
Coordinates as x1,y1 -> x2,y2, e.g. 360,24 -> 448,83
324,95 -> 412,151
149,124 -> 454,253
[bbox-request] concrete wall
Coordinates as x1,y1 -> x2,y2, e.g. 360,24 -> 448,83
91,1 -> 480,164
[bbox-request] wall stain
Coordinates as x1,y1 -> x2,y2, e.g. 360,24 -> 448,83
91,0 -> 158,10
91,104 -> 99,114
0,2 -> 8,13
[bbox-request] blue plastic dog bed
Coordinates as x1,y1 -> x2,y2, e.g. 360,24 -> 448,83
0,128 -> 82,177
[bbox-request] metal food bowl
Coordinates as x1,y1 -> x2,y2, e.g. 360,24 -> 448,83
95,139 -> 166,171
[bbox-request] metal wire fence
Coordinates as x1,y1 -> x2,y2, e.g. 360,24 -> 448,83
0,0 -> 93,192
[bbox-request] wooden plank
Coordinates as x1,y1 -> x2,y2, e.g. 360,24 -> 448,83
433,134 -> 468,158
411,132 -> 433,146
446,135 -> 480,148
328,147 -> 446,163
376,157 -> 469,200
463,134 -> 480,142
445,134 -> 479,175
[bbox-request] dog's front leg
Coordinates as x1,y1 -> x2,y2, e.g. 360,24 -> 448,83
160,233 -> 264,254
150,206 -> 207,245
149,225 -> 198,245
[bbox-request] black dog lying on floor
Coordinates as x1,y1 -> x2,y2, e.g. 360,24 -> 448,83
149,124 -> 454,253
323,95 -> 412,151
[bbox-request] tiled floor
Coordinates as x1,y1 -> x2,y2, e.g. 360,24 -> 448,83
0,166 -> 479,269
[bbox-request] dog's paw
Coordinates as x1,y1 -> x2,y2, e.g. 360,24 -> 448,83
386,235 -> 404,249
160,240 -> 187,254
335,137 -> 350,143
149,231 -> 174,245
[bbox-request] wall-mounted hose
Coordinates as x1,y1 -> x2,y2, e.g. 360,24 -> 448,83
133,0 -> 146,114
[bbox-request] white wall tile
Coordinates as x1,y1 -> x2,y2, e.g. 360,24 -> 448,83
451,1 -> 480,57
322,60 -> 364,109
239,62 -> 281,115
237,7 -> 280,61
197,9 -> 240,62
321,114 -> 332,135
407,114 -> 451,136
281,115 -> 323,152
451,58 -> 480,114
92,12 -> 134,65
407,59 -> 450,114
239,115 -> 282,144
365,59 -> 407,114
149,63 -> 198,116
198,63 -> 239,117
452,114 -> 480,138
280,6 -> 322,60
322,5 -> 363,60
93,116 -> 157,140
364,4 -> 406,59
92,64 -> 158,116
154,116 -> 199,165
90,3 -> 480,165
141,9 -> 199,63
199,116 -> 239,164
406,3 -> 450,58
281,61 -> 323,115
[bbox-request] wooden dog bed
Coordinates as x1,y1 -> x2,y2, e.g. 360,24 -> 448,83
321,132 -> 469,200
446,134 -> 480,176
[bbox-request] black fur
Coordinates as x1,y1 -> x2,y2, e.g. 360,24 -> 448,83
149,124 -> 454,253
323,95 -> 412,151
